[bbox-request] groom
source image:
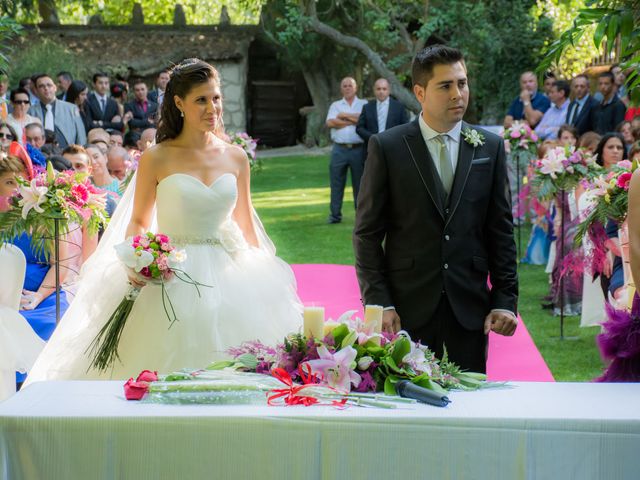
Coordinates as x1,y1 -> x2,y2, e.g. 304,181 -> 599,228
353,45 -> 518,373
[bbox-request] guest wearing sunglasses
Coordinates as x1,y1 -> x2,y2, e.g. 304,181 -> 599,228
0,122 -> 18,153
6,88 -> 42,145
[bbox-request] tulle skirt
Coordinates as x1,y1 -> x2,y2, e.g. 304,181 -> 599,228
26,243 -> 302,382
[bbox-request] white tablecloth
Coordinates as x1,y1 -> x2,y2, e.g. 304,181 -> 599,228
1,381 -> 639,480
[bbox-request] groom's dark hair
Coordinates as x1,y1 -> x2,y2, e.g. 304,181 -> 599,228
412,45 -> 465,87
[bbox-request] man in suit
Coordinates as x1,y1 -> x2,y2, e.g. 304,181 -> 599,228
566,74 -> 598,136
593,71 -> 626,135
356,78 -> 409,158
148,70 -> 170,108
29,74 -> 86,148
86,72 -> 124,132
56,71 -> 73,102
125,79 -> 158,133
354,45 -> 518,373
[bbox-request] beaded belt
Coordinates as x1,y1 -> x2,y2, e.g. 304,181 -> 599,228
167,235 -> 223,246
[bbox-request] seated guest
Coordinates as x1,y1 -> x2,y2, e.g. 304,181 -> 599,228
87,128 -> 111,152
616,121 -> 634,153
24,123 -> 46,151
47,155 -> 72,171
86,73 -> 124,132
593,72 -> 626,135
108,129 -> 124,148
107,145 -> 131,184
535,80 -> 570,140
0,144 -> 70,383
504,71 -> 551,129
40,129 -> 63,159
566,74 -> 598,135
0,122 -> 18,153
558,124 -> 578,147
123,130 -> 140,149
137,127 -> 156,152
542,71 -> 556,97
124,79 -> 157,132
577,131 -> 601,154
356,78 -> 409,159
629,141 -> 640,163
86,143 -> 120,200
6,88 -> 41,145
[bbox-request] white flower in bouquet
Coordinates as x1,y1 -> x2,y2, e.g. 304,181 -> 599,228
167,249 -> 187,269
18,179 -> 48,219
114,241 -> 154,272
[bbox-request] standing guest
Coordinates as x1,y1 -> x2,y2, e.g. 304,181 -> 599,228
85,144 -> 120,200
326,77 -> 367,224
56,72 -> 73,102
354,44 -> 518,372
28,74 -> 86,148
0,72 -> 10,121
542,71 -> 557,97
18,77 -> 39,106
124,79 -> 158,132
137,127 -> 156,152
617,121 -> 634,153
534,80 -> 570,140
148,70 -> 170,108
108,130 -> 124,148
6,89 -> 41,145
593,72 -> 626,135
110,82 -> 130,121
504,71 -> 551,129
356,78 -> 409,159
106,145 -> 130,184
566,74 -> 598,135
558,124 -> 578,147
65,80 -> 90,133
0,122 -> 18,152
611,64 -> 629,107
86,73 -> 124,132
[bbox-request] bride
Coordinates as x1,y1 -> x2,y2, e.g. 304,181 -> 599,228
26,59 -> 302,382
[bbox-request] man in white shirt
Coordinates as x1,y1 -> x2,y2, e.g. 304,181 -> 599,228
325,77 -> 367,224
534,80 -> 570,140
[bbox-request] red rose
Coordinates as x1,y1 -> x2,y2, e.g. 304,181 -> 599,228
617,172 -> 633,191
123,378 -> 150,400
136,370 -> 158,382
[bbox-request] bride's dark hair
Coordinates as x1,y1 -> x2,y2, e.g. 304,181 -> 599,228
156,58 -> 225,143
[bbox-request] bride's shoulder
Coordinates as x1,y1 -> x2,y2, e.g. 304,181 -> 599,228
223,142 -> 250,170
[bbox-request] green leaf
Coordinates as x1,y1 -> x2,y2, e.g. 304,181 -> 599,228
593,17 -> 608,49
236,353 -> 258,370
390,336 -> 411,365
206,360 -> 236,370
341,329 -> 358,348
606,15 -> 620,55
330,324 -> 349,346
619,12 -> 634,52
384,375 -> 398,395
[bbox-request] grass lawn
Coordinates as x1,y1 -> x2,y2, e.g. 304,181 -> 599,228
252,153 -> 605,381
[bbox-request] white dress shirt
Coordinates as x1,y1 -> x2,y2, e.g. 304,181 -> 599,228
326,96 -> 367,144
418,113 -> 462,176
94,92 -> 109,113
376,98 -> 390,133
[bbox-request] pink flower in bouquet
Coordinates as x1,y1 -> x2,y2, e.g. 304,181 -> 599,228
71,183 -> 90,206
138,236 -> 150,248
304,345 -> 361,392
591,176 -> 611,196
136,370 -> 158,382
617,172 -> 633,190
160,242 -> 171,252
618,160 -> 633,170
510,129 -> 522,139
530,132 -> 539,142
155,234 -> 169,244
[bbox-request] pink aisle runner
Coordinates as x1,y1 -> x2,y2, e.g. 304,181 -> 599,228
292,264 -> 554,382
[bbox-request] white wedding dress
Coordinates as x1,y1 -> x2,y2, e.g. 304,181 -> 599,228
26,172 -> 302,382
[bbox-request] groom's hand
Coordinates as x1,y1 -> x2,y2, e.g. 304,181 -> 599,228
484,311 -> 517,336
382,309 -> 401,334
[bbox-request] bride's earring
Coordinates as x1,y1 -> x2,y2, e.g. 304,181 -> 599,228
180,110 -> 184,118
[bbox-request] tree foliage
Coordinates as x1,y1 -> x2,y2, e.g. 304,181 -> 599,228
0,15 -> 22,74
539,0 -> 640,103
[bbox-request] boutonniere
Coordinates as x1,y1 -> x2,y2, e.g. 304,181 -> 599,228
462,128 -> 485,147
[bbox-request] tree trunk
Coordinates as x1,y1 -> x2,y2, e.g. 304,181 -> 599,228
301,66 -> 332,146
38,0 -> 60,25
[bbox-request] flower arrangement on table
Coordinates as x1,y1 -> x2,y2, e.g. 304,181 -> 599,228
0,162 -> 108,257
530,145 -> 601,200
87,232 -> 211,372
228,131 -> 261,170
123,306 -> 492,408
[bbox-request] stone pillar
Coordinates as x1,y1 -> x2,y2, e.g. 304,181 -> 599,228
132,3 -> 144,25
218,59 -> 247,132
173,5 -> 187,26
219,6 -> 231,26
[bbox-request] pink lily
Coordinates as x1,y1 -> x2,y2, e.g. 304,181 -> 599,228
304,345 -> 361,392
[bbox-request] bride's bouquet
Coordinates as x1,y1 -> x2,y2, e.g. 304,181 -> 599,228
87,232 -> 210,372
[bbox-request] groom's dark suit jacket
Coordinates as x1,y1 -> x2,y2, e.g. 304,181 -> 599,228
353,119 -> 518,332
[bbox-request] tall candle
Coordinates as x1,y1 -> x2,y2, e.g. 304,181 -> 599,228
364,305 -> 383,334
303,306 -> 325,339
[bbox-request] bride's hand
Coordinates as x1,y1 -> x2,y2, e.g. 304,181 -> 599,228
127,272 -> 147,289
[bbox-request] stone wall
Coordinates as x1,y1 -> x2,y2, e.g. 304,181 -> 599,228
20,25 -> 257,132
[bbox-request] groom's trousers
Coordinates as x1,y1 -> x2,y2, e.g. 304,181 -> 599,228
408,293 -> 488,373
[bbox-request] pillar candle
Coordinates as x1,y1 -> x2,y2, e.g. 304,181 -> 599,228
364,305 -> 383,334
303,306 -> 325,339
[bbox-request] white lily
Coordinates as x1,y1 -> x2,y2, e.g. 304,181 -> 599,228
114,241 -> 154,272
18,179 -> 48,219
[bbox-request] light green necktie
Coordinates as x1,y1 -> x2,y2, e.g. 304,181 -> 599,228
435,135 -> 454,195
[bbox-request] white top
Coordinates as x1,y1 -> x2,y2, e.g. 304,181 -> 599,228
418,113 -> 462,176
326,96 -> 367,144
376,98 -> 390,133
5,113 -> 41,145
